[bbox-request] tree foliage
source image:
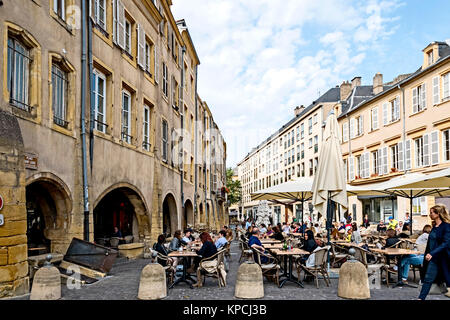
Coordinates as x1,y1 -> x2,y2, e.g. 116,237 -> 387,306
226,168 -> 241,205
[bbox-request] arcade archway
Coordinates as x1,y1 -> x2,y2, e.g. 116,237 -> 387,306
162,193 -> 178,237
183,199 -> 194,229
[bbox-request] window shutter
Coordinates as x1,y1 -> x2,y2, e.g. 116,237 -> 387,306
112,0 -> 117,44
382,102 -> 388,125
179,44 -> 183,67
91,0 -> 98,21
412,87 -> 418,113
382,147 -> 388,175
421,83 -> 426,109
423,133 -> 430,166
350,118 -> 355,139
117,0 -> 125,49
365,152 -> 370,178
431,130 -> 439,165
398,141 -> 404,171
444,74 -> 450,99
359,115 -> 364,135
372,107 -> 378,130
168,24 -> 172,51
343,123 -> 348,142
405,139 -> 411,170
394,97 -> 400,121
377,149 -> 381,174
349,156 -> 355,181
137,24 -> 146,69
154,43 -> 159,83
432,76 -> 439,105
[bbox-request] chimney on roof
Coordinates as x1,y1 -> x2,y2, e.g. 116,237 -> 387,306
373,73 -> 383,95
351,76 -> 361,89
340,81 -> 352,101
294,105 -> 305,116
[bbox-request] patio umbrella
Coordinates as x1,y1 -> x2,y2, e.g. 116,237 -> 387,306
311,111 -> 348,236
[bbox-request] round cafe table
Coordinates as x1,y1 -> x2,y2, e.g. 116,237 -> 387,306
168,250 -> 198,289
270,248 -> 309,288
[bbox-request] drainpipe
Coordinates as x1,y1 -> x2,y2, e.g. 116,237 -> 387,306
204,110 -> 207,225
81,0 -> 90,241
88,6 -> 95,172
399,84 -> 406,173
194,65 -> 198,225
180,46 -> 186,220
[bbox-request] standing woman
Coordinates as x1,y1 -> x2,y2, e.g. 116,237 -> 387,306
418,204 -> 450,300
362,214 -> 370,228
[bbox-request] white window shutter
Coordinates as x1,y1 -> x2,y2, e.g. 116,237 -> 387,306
137,24 -> 145,69
154,43 -> 159,83
444,74 -> 450,99
377,149 -> 382,174
365,152 -> 370,178
431,130 -> 439,165
343,123 -> 348,142
372,107 -> 378,130
350,118 -> 356,139
359,115 -> 364,135
382,102 -> 388,125
398,141 -> 404,171
421,83 -> 426,109
432,76 -> 440,105
117,0 -> 125,49
412,87 -> 418,113
382,147 -> 388,174
405,139 -> 411,170
112,0 -> 117,44
349,156 -> 355,181
423,133 -> 430,166
394,97 -> 400,121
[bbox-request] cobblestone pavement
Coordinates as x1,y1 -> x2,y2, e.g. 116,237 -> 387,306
17,241 -> 450,300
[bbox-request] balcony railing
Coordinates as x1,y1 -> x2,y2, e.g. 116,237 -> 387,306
53,116 -> 69,128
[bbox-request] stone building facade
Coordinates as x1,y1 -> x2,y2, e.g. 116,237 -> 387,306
0,0 -> 227,298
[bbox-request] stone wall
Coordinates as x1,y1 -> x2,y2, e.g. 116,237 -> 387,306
0,110 -> 29,298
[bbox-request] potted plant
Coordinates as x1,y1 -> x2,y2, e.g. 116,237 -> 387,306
390,167 -> 398,173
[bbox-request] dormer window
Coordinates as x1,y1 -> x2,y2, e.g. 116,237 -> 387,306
427,50 -> 434,66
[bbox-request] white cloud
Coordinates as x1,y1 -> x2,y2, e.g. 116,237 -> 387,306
171,0 -> 403,167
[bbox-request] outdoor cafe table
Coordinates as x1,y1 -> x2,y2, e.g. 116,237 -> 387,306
168,250 -> 198,289
370,248 -> 423,288
260,239 -> 282,244
264,243 -> 284,250
270,248 -> 309,288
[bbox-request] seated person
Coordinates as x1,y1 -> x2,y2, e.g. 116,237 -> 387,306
266,226 -> 274,237
351,222 -> 362,244
169,230 -> 186,252
245,226 -> 253,239
215,230 -> 228,249
338,222 -> 346,232
269,226 -> 284,241
377,220 -> 387,233
299,230 -> 318,264
346,228 -> 353,242
282,223 -> 291,235
259,224 -> 267,234
385,228 -> 401,248
388,216 -> 398,230
248,228 -> 268,264
191,232 -> 218,284
399,225 -> 432,284
153,234 -> 174,266
112,226 -> 123,238
182,229 -> 193,244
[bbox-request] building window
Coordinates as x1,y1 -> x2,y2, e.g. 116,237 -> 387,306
308,118 -> 312,135
390,98 -> 400,122
145,40 -> 152,75
162,120 -> 168,162
342,122 -> 348,142
301,143 -> 304,159
93,0 -> 106,30
93,69 -> 107,133
412,84 -> 426,113
415,137 -> 424,167
427,50 -> 433,65
443,73 -> 450,101
309,138 -> 312,148
314,157 -> 318,174
143,105 -> 151,151
121,90 -> 131,143
356,115 -> 363,136
313,113 -> 318,124
172,76 -> 178,109
443,130 -> 450,162
309,159 -> 313,176
301,163 -> 305,177
7,37 -> 31,111
372,151 -> 379,175
51,64 -> 68,127
125,19 -> 131,54
314,135 -> 318,153
53,0 -> 66,20
356,155 -> 361,178
391,144 -> 399,170
301,123 -> 304,139
162,62 -> 168,97
291,130 -> 294,145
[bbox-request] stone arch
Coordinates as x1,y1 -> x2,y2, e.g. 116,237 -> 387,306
93,182 -> 150,243
162,193 -> 178,237
183,199 -> 194,229
25,172 -> 72,253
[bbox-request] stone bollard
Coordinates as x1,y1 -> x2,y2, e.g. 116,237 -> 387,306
30,254 -> 61,300
138,257 -> 167,300
338,248 -> 370,300
235,261 -> 264,299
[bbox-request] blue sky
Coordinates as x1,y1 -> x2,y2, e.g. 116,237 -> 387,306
172,0 -> 450,168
